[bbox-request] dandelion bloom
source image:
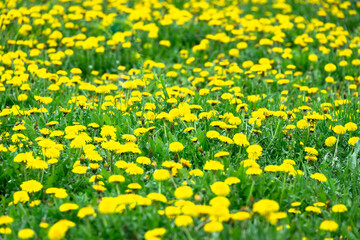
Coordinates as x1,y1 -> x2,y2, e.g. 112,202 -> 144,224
109,175 -> 125,183
325,136 -> 337,147
48,220 -> 75,240
279,163 -> 295,173
253,199 -> 280,216
291,202 -> 301,207
165,206 -> 181,218
332,125 -> 346,135
325,76 -> 335,83
313,202 -> 325,207
169,142 -> 184,152
13,191 -> 30,204
174,186 -> 193,199
125,164 -> 144,175
30,200 -> 41,207
18,229 -> 35,239
210,181 -> 230,196
283,159 -> 296,165
246,167 -> 263,175
204,160 -> 224,171
210,196 -> 230,207
288,208 -> 301,214
224,177 -> 240,185
319,220 -> 338,232
246,145 -> 263,160
100,125 -> 117,140
20,180 -> 43,193
46,188 -> 68,199
241,160 -> 260,168
210,205 -> 230,221
233,133 -> 250,146
72,166 -> 87,174
0,216 -> 14,225
214,151 -> 230,158
310,173 -> 327,182
48,158 -> 59,164
59,203 -> 79,212
345,122 -> 357,131
305,206 -> 322,214
203,221 -> 223,233
206,130 -> 220,139
128,183 -> 142,190
144,228 -> 166,240
77,206 -> 96,218
175,215 -> 193,227
136,156 -> 151,165
189,169 -> 204,176
332,204 -> 347,213
308,54 -> 318,62
264,165 -> 281,172
101,140 -> 122,151
153,169 -> 171,181
39,222 -> 49,229
18,94 -> 28,101
348,137 -> 359,146
88,123 -> 99,129
199,89 -> 210,96
232,211 -> 251,221
324,63 -> 336,73
147,193 -> 167,203
268,212 -> 287,224
0,227 -> 11,234
304,147 -> 318,156
296,119 -> 309,129
93,185 -> 107,192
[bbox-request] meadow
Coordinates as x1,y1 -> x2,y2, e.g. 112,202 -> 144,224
0,0 -> 360,239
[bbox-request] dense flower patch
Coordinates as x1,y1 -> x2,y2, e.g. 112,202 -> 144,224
0,0 -> 360,239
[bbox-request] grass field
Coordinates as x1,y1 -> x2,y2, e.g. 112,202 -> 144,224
1,0 -> 360,239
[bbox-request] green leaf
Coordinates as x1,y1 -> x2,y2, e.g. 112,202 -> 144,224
349,141 -> 360,170
155,137 -> 166,158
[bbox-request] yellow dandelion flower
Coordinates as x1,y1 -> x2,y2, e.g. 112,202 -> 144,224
18,229 -> 34,239
310,173 -> 327,182
153,169 -> 171,181
169,142 -> 184,152
210,181 -> 230,196
174,186 -> 193,199
332,204 -> 347,213
20,180 -> 43,193
319,220 -> 338,232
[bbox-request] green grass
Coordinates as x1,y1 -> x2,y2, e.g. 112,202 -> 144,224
1,0 -> 360,239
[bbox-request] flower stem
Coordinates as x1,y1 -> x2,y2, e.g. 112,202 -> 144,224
158,182 -> 162,194
184,227 -> 193,240
333,134 -> 340,159
163,121 -> 167,139
23,164 -> 27,181
279,173 -> 287,204
246,178 -> 255,206
110,151 -> 113,173
266,119 -> 281,150
116,185 -> 121,195
40,170 -> 45,183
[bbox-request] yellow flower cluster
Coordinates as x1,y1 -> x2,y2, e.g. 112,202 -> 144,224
1,0 -> 359,239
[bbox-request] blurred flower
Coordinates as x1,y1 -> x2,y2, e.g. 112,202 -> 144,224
20,180 -> 43,193
319,220 -> 338,232
18,228 -> 35,239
